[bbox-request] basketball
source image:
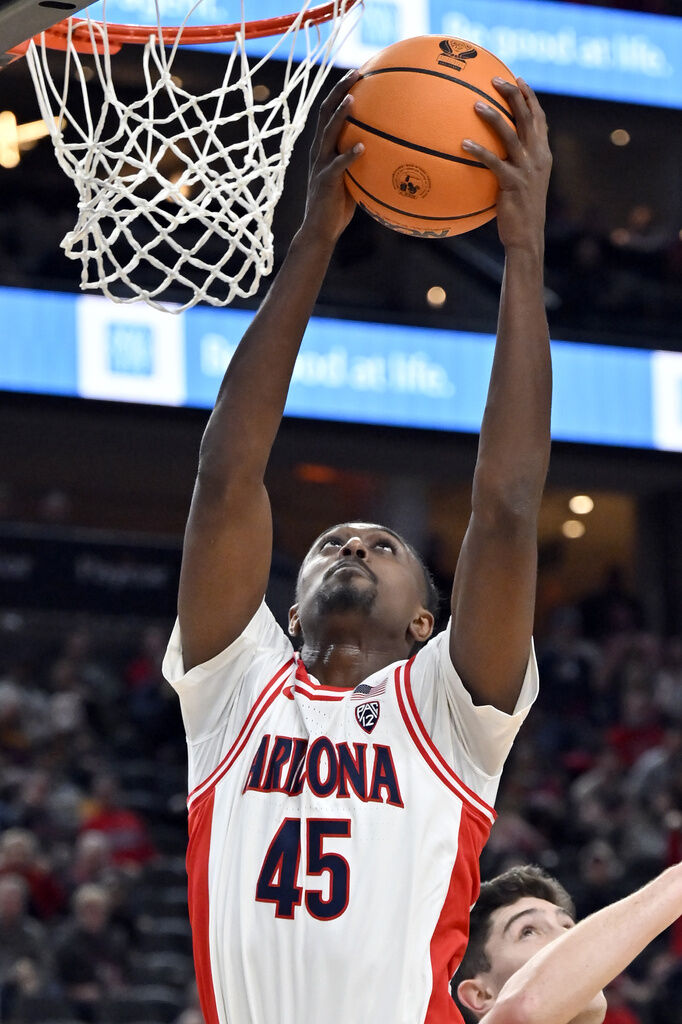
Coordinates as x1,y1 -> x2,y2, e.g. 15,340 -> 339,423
338,35 -> 517,238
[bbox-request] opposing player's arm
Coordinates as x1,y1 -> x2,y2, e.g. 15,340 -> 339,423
449,79 -> 552,713
178,72 -> 363,671
477,862 -> 682,1024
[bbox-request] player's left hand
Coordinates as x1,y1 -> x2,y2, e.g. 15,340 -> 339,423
461,77 -> 552,251
301,69 -> 364,247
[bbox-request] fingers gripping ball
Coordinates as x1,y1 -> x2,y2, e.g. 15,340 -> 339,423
338,36 -> 516,238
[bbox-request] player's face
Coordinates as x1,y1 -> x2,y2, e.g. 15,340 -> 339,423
458,896 -> 607,1024
290,522 -> 432,645
483,897 -> 576,989
457,897 -> 581,1021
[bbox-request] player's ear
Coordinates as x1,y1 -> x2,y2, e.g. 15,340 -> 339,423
456,976 -> 496,1017
409,607 -> 434,645
288,603 -> 301,638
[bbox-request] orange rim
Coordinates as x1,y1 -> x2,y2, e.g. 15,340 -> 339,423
10,0 -> 360,55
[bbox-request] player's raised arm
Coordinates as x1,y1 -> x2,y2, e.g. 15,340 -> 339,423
480,862 -> 682,1024
178,72 -> 363,671
449,78 -> 552,713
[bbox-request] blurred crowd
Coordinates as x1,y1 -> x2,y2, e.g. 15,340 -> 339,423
544,200 -> 682,339
481,584 -> 682,1024
0,621 -> 198,1024
0,564 -> 680,1024
2,194 -> 680,343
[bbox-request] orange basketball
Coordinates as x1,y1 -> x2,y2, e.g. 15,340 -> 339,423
338,35 -> 516,237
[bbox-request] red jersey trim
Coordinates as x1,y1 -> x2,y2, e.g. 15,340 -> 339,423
395,663 -> 496,825
424,808 -> 490,1024
187,657 -> 294,808
284,681 -> 347,702
186,789 -> 220,1024
293,656 -> 352,699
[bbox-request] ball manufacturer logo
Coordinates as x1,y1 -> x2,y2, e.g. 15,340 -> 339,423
358,203 -> 451,238
392,165 -> 430,201
355,701 -> 380,734
437,38 -> 478,73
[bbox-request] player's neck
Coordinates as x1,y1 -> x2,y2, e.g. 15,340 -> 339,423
300,627 -> 408,688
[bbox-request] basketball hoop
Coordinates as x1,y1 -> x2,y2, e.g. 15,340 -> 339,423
16,0 -> 362,312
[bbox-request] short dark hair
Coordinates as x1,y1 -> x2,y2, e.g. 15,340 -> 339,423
452,865 -> 575,1022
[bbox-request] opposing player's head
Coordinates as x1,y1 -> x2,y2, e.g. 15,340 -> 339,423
289,522 -> 438,654
454,866 -> 605,1024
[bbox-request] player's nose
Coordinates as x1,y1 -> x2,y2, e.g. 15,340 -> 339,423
340,537 -> 367,559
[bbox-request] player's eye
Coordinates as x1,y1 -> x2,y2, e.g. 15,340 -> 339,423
519,925 -> 537,938
321,536 -> 343,549
374,539 -> 396,552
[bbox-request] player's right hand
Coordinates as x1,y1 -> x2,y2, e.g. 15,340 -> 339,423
301,70 -> 364,246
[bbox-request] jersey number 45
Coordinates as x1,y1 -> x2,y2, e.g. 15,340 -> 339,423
256,817 -> 351,921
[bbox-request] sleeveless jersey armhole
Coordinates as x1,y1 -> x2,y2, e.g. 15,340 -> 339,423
394,661 -> 496,827
187,657 -> 294,809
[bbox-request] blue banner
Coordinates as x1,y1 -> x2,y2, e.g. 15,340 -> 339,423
2,286 -> 682,452
82,1 -> 682,108
428,0 -> 682,109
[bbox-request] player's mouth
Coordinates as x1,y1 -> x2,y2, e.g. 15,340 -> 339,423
325,561 -> 377,584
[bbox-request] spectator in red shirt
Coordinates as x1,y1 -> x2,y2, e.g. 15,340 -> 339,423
80,775 -> 156,869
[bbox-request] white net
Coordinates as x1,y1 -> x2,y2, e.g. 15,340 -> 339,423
25,0 -> 361,312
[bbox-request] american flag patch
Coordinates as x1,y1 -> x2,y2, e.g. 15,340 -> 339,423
351,679 -> 387,700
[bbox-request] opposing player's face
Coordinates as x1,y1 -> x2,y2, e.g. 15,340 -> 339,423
458,897 -> 605,1023
290,522 -> 433,646
483,897 -> 576,988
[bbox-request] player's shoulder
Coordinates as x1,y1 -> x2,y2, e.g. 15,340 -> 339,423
165,599 -> 294,689
409,622 -> 450,673
241,600 -> 292,652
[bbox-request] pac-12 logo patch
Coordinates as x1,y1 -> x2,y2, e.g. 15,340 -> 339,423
355,701 -> 380,734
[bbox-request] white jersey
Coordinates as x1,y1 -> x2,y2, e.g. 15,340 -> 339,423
164,602 -> 537,1024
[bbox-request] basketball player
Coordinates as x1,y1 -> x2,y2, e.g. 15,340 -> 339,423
163,69 -> 552,1024
454,861 -> 682,1024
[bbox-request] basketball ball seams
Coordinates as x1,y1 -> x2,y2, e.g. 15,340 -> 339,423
361,67 -> 516,126
339,35 -> 516,237
345,116 -> 487,170
346,169 -> 496,222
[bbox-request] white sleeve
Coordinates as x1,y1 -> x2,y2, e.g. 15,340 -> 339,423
408,620 -> 538,807
162,601 -> 293,744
